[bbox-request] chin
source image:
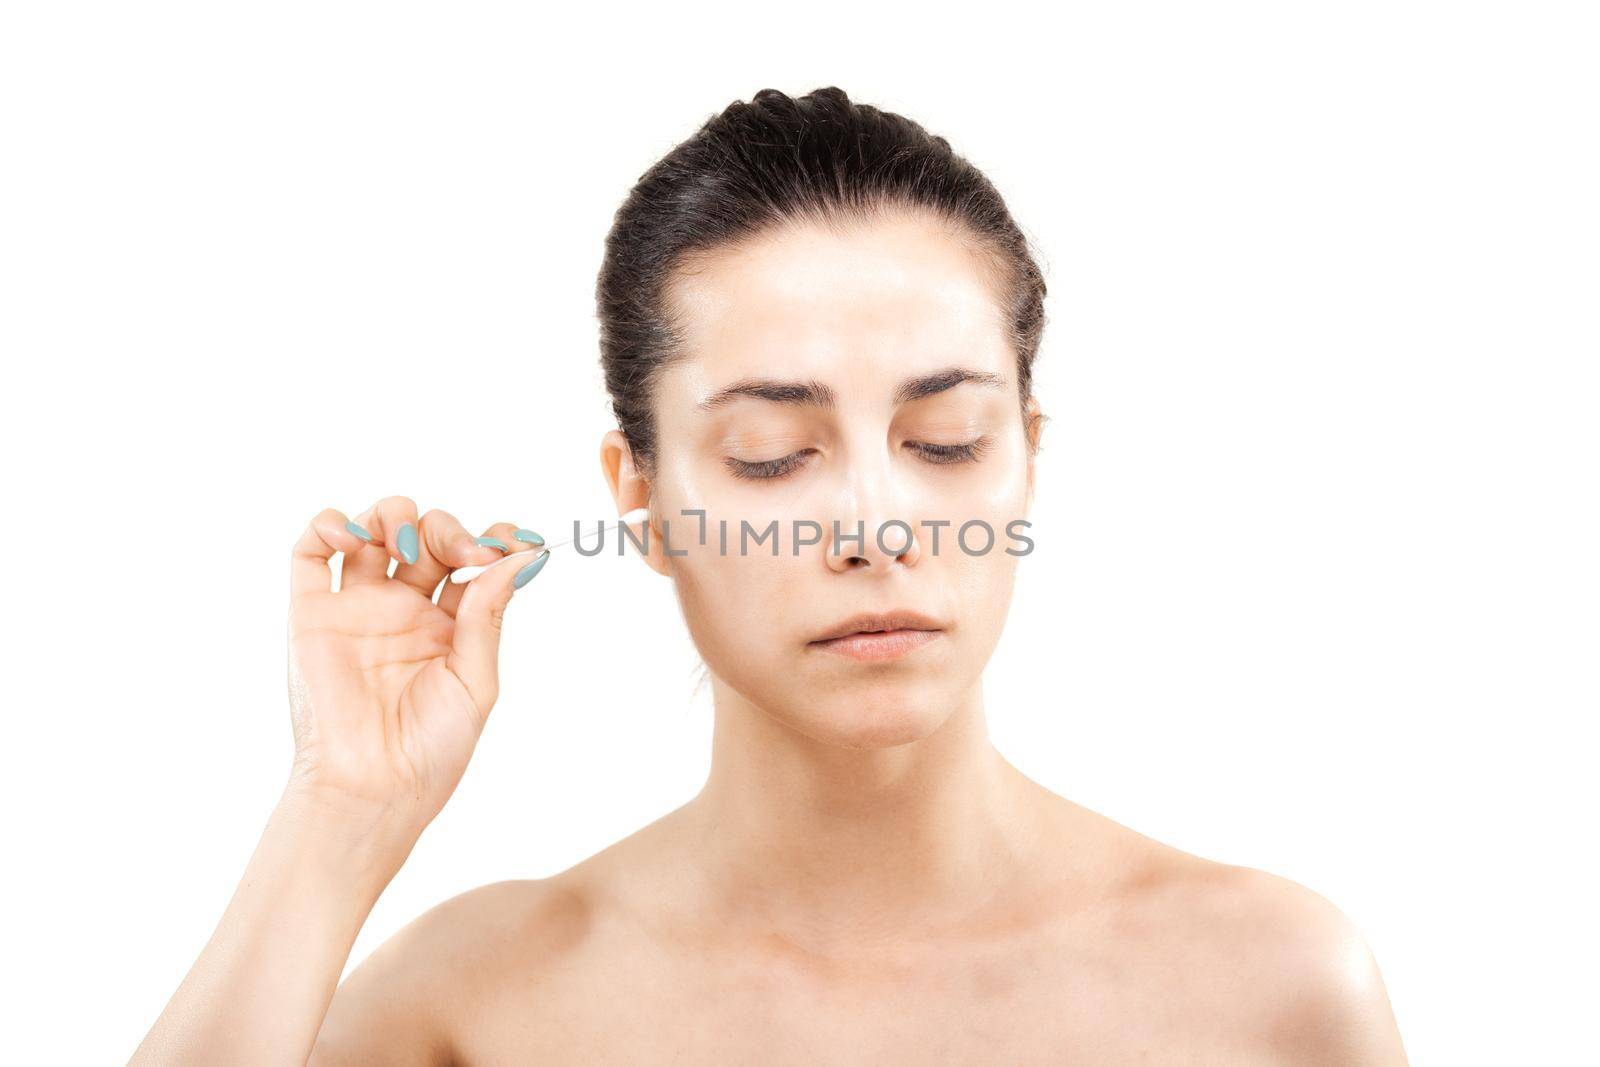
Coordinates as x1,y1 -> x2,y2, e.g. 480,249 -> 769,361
779,679 -> 956,750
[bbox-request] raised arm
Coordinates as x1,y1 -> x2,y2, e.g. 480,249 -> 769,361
130,497 -> 549,1065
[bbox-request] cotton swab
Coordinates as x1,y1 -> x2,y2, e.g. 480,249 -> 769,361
447,507 -> 652,584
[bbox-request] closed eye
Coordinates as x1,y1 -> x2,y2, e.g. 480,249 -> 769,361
724,436 -> 993,481
725,449 -> 817,481
908,436 -> 994,465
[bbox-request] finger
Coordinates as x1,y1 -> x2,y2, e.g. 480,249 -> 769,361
438,520 -> 539,618
446,542 -> 550,715
394,508 -> 508,599
335,502 -> 397,587
342,495 -> 421,588
290,507 -> 373,600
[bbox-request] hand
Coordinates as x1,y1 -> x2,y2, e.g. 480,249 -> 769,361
284,495 -> 548,837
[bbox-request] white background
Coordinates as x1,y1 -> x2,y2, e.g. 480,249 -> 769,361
3,3 -> 1595,1062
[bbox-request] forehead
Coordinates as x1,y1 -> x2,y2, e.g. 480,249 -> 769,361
661,210 -> 1013,395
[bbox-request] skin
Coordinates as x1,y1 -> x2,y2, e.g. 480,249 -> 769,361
132,209 -> 1408,1065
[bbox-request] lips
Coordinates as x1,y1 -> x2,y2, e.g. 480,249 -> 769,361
808,628 -> 942,662
809,610 -> 945,644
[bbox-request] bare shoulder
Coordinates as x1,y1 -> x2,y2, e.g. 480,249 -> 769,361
309,807 -> 691,1064
1107,836 -> 1409,1065
1184,860 -> 1405,1063
309,876 -> 597,1066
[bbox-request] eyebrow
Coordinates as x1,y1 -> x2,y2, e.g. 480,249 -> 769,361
695,367 -> 1007,412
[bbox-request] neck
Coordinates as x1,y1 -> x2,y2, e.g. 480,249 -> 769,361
680,675 -> 1055,948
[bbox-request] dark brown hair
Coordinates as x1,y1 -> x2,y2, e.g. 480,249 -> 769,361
596,86 -> 1049,483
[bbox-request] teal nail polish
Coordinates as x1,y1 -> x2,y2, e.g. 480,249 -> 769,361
346,520 -> 373,542
475,536 -> 509,553
513,552 -> 549,589
513,529 -> 545,546
397,522 -> 419,565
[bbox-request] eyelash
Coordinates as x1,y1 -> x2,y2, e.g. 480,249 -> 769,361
724,436 -> 994,481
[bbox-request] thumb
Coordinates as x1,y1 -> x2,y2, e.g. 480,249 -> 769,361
447,548 -> 549,713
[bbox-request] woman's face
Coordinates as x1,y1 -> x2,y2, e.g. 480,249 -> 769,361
614,209 -> 1038,749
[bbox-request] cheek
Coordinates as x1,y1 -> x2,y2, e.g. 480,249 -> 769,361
955,537 -> 1020,605
985,444 -> 1032,513
669,550 -> 822,706
928,446 -> 1027,640
658,510 -> 811,662
921,434 -> 1032,537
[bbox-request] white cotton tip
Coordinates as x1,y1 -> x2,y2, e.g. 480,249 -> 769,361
447,507 -> 653,584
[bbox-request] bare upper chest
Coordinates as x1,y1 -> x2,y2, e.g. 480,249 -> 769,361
446,917 -> 1284,1066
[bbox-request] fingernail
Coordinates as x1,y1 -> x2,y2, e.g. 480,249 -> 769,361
475,536 -> 510,553
514,529 -> 545,546
513,552 -> 549,589
397,523 -> 419,565
346,520 -> 374,542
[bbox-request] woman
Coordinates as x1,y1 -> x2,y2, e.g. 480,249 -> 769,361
133,87 -> 1408,1064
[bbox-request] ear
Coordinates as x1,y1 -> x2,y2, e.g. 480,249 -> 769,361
600,429 -> 670,577
1022,395 -> 1046,512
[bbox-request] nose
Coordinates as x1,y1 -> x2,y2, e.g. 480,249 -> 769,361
822,463 -> 922,573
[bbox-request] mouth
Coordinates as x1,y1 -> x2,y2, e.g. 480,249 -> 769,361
807,611 -> 946,662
